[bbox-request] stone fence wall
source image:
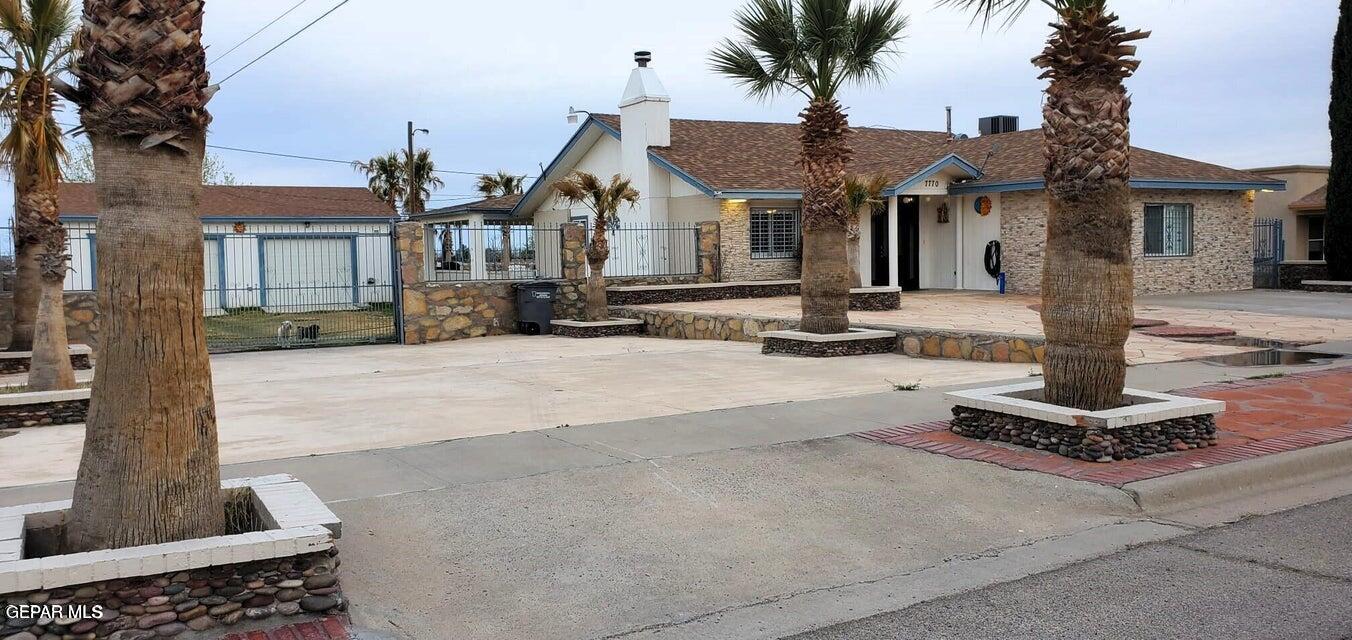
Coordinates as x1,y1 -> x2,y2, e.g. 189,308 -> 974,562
1278,261 -> 1329,290
0,292 -> 99,350
396,222 -> 720,344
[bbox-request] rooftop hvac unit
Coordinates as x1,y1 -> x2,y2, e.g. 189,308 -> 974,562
979,115 -> 1019,136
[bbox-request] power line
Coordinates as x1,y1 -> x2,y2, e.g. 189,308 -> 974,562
208,0 -> 312,67
217,0 -> 353,85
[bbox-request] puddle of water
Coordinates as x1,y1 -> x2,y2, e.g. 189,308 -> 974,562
1196,350 -> 1347,367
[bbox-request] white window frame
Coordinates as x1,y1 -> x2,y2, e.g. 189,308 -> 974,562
1143,203 -> 1194,258
750,207 -> 800,260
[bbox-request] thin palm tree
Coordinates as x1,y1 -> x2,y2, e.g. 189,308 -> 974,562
0,0 -> 77,354
844,172 -> 888,287
711,0 -> 908,334
59,0 -> 224,550
352,151 -> 403,213
475,169 -> 525,274
401,147 -> 443,215
942,0 -> 1148,410
551,171 -> 639,321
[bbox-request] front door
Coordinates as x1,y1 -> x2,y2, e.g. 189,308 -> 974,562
897,196 -> 920,290
871,210 -> 889,287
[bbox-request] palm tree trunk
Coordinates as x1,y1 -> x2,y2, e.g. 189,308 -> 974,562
29,259 -> 75,392
1038,71 -> 1134,411
846,209 -> 863,288
9,214 -> 42,352
500,224 -> 512,274
584,222 -> 610,322
798,98 -> 852,334
65,133 -> 224,551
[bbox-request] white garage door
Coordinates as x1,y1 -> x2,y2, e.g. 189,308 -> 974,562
262,237 -> 355,312
203,239 -> 223,316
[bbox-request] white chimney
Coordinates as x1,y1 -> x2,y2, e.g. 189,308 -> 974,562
619,50 -> 671,148
618,50 -> 671,231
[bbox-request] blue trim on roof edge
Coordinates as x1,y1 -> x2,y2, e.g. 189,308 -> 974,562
715,190 -> 802,200
950,178 -> 1286,195
884,154 -> 983,196
648,153 -> 716,197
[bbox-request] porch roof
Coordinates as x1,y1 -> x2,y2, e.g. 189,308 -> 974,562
1290,186 -> 1326,212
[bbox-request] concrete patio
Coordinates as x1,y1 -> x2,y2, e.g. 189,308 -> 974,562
0,334 -> 1032,487
628,290 -> 1352,365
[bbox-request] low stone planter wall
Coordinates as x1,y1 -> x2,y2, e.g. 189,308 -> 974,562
549,319 -> 643,339
0,388 -> 91,429
951,407 -> 1219,462
0,346 -> 93,375
606,281 -> 901,311
887,328 -> 1045,363
1301,280 -> 1352,293
0,293 -> 100,352
1278,261 -> 1328,290
760,329 -> 898,357
0,475 -> 344,638
611,307 -> 797,342
945,381 -> 1224,463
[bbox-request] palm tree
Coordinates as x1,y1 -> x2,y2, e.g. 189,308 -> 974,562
352,151 -> 403,213
1329,0 -> 1352,280
58,0 -> 224,550
844,173 -> 888,287
942,0 -> 1148,410
401,147 -> 443,215
475,169 -> 525,274
0,0 -> 77,354
551,171 -> 639,321
711,0 -> 908,334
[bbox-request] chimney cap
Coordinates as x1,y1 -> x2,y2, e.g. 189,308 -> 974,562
634,51 -> 652,67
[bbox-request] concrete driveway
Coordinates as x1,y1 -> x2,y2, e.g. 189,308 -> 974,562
1140,289 -> 1352,320
0,335 -> 1031,487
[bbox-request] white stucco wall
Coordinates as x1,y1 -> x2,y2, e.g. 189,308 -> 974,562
956,193 -> 1002,291
918,195 -> 957,289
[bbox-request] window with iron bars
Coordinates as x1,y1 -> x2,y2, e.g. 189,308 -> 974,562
1143,203 -> 1194,258
750,208 -> 800,259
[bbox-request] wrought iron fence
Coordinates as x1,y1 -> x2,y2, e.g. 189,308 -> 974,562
425,223 -> 563,282
0,222 -> 399,352
1253,217 -> 1285,289
584,223 -> 701,278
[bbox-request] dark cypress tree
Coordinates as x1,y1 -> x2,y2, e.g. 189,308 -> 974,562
1329,0 -> 1352,279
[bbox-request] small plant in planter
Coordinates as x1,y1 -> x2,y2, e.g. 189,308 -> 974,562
549,171 -> 645,338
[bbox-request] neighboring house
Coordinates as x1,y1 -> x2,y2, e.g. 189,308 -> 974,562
57,183 -> 397,313
509,53 -> 1285,296
1248,166 -> 1329,262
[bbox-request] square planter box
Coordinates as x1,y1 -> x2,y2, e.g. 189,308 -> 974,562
0,344 -> 93,376
0,388 -> 91,430
946,381 -> 1225,462
550,318 -> 644,338
760,328 -> 898,357
0,475 -> 345,636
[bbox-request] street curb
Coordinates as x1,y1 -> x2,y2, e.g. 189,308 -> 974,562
1122,438 -> 1352,513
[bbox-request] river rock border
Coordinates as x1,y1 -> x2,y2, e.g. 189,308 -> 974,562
893,329 -> 1045,363
549,319 -> 643,338
0,347 -> 93,376
0,389 -> 90,430
760,329 -> 898,357
950,407 -> 1219,462
0,475 -> 344,637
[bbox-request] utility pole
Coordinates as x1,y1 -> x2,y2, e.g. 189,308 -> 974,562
406,120 -> 428,216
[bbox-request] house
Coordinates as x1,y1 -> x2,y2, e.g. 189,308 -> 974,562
57,183 -> 397,313
508,52 -> 1286,296
409,194 -> 550,281
1248,166 -> 1329,262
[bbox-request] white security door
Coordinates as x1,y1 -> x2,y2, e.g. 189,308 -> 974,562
262,237 -> 354,312
203,239 -> 223,316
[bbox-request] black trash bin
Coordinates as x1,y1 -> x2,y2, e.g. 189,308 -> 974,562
515,281 -> 559,335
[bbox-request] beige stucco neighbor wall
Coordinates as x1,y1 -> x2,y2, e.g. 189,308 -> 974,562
719,200 -> 801,282
1249,166 -> 1327,261
999,189 -> 1254,296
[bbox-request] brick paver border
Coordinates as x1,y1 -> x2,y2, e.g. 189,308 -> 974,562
857,367 -> 1352,487
220,615 -> 350,640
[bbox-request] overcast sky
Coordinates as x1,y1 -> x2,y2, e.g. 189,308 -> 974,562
6,0 -> 1339,215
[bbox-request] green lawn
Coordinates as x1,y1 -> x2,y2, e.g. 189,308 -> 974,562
205,305 -> 395,351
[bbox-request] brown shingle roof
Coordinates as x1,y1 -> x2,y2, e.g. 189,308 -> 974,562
1290,186 -> 1326,212
591,114 -> 1281,192
423,193 -> 523,215
58,183 -> 395,218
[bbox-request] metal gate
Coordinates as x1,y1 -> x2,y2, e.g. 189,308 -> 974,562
204,229 -> 399,352
1253,218 -> 1285,289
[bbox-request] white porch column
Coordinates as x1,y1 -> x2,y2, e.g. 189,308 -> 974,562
469,213 -> 488,281
954,196 -> 965,290
858,207 -> 873,286
887,195 -> 900,288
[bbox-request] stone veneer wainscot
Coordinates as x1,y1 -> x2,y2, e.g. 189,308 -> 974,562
999,189 -> 1255,296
